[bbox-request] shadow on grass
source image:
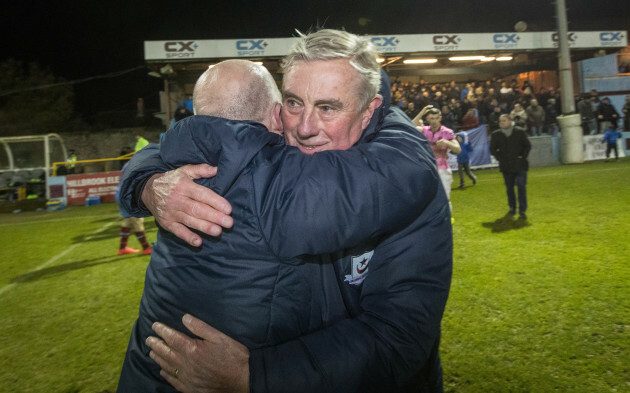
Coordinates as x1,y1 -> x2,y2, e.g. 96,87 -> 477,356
71,226 -> 121,244
482,214 -> 531,233
72,221 -> 158,244
10,254 -> 146,284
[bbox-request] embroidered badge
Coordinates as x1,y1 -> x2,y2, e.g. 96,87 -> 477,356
344,250 -> 374,285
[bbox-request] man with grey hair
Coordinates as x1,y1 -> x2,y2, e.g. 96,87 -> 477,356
490,114 -> 531,220
118,29 -> 451,393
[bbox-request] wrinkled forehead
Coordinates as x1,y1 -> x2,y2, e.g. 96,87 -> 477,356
281,59 -> 362,99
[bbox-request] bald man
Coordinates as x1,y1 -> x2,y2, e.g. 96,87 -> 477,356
117,57 -> 444,392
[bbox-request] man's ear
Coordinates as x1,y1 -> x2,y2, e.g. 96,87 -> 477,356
361,94 -> 383,130
270,103 -> 283,135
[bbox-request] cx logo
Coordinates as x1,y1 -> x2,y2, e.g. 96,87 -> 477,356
493,34 -> 519,43
236,40 -> 266,50
600,32 -> 623,41
371,36 -> 397,47
551,33 -> 577,42
164,41 -> 196,52
433,35 -> 459,45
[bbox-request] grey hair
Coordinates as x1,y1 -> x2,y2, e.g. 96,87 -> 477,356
193,60 -> 281,123
280,29 -> 381,111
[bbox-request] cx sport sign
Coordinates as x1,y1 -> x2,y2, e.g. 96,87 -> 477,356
144,31 -> 627,60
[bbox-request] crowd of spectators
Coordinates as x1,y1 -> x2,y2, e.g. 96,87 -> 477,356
391,78 -> 563,136
394,78 -> 628,135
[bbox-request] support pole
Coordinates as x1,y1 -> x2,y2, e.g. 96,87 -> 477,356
164,79 -> 171,130
555,0 -> 584,163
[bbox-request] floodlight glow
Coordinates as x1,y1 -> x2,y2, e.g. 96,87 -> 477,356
403,58 -> 438,64
449,56 -> 485,61
480,57 -> 496,62
376,58 -> 385,63
496,56 -> 513,61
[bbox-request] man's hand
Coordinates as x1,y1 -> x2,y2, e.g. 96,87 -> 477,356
412,105 -> 433,126
146,314 -> 250,393
436,139 -> 462,154
142,164 -> 233,247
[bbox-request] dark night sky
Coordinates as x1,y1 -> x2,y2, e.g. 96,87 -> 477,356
1,0 -> 628,118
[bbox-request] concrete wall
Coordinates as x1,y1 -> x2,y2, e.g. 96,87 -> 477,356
58,127 -> 163,162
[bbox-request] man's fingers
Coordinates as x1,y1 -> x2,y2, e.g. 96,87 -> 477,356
188,182 -> 233,217
180,163 -> 218,180
152,322 -> 193,350
160,370 -> 186,392
182,313 -> 224,342
147,344 -> 173,371
164,221 -> 204,247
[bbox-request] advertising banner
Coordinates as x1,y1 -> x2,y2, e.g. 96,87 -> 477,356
583,135 -> 626,161
145,31 -> 627,60
65,171 -> 121,205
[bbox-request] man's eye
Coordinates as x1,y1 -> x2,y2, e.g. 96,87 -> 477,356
286,99 -> 299,107
321,105 -> 333,112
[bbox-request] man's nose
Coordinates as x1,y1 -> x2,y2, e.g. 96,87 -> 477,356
297,109 -> 319,138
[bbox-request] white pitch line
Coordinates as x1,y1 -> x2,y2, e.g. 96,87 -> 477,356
0,214 -> 119,228
0,221 -> 115,297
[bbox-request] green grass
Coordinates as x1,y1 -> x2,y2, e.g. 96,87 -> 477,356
0,160 -> 628,393
446,159 -> 630,392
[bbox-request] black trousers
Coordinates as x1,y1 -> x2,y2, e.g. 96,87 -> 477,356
605,143 -> 618,159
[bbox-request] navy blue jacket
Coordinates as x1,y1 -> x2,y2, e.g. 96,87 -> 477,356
117,74 -> 452,393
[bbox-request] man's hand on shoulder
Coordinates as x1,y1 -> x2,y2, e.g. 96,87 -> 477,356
142,164 -> 234,247
146,314 -> 250,393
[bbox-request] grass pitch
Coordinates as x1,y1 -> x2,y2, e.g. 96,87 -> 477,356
0,159 -> 628,393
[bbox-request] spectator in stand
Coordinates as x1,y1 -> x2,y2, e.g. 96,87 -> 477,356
526,98 -> 545,136
597,97 -> 620,134
499,81 -> 513,103
623,95 -> 630,131
521,81 -> 533,103
398,97 -> 409,111
510,102 -> 528,130
537,87 -> 550,107
462,108 -> 479,131
577,95 -> 598,135
405,101 -> 419,119
510,79 -> 520,94
441,105 -> 458,130
183,94 -> 193,113
169,106 -> 194,129
544,98 -> 560,136
447,80 -> 460,100
455,132 -> 477,189
488,106 -> 503,135
460,83 -> 471,101
601,124 -> 623,161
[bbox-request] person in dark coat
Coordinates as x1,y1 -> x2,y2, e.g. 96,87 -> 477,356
597,97 -> 620,133
118,30 -> 451,393
490,114 -> 531,220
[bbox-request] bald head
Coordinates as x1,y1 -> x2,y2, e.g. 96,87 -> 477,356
193,60 -> 282,131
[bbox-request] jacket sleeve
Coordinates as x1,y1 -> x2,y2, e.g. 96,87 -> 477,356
521,131 -> 532,159
490,132 -> 500,160
159,111 -> 439,260
255,114 -> 438,258
117,143 -> 173,217
249,187 -> 452,393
